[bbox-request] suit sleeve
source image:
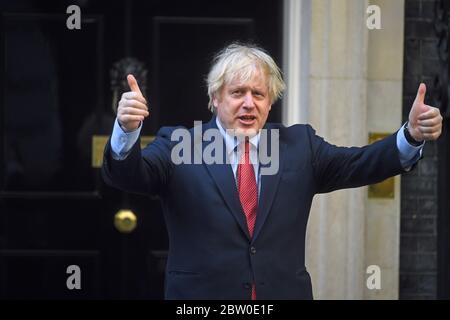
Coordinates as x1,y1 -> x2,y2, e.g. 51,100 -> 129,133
306,125 -> 412,194
101,126 -> 174,196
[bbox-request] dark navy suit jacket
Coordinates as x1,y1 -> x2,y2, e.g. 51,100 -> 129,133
101,116 -> 408,300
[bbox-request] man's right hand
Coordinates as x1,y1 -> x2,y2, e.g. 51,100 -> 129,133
117,74 -> 150,132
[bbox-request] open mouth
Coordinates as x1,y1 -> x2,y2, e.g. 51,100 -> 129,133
238,115 -> 256,125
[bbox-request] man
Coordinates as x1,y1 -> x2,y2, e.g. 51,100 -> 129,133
101,44 -> 443,299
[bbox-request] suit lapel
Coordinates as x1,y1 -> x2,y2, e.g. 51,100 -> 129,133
198,117 -> 251,240
252,126 -> 285,243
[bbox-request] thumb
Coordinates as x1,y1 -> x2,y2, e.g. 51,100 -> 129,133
414,83 -> 426,105
127,74 -> 143,96
410,83 -> 430,125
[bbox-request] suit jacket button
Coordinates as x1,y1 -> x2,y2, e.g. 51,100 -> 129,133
250,246 -> 256,255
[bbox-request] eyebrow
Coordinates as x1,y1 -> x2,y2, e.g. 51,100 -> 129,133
229,85 -> 266,92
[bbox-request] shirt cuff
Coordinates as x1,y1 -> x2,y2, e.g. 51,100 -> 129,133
110,119 -> 142,160
396,123 -> 424,170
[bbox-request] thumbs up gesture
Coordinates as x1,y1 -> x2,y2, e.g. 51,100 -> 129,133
117,74 -> 150,132
407,83 -> 443,142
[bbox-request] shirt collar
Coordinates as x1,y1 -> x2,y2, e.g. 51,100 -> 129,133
215,116 -> 260,155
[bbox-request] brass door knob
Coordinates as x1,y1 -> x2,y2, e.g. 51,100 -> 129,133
114,210 -> 137,233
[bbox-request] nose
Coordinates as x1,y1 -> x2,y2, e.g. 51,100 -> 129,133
243,91 -> 255,108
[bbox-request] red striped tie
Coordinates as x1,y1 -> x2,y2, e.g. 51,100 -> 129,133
237,139 -> 258,300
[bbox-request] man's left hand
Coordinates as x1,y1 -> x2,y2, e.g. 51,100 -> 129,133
408,83 -> 443,142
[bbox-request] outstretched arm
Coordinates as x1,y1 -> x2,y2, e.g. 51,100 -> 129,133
311,83 -> 442,194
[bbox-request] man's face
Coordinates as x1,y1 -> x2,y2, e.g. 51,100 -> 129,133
213,69 -> 272,136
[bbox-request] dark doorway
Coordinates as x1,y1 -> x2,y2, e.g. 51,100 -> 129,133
0,0 -> 283,299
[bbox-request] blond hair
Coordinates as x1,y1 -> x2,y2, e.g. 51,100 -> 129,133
206,43 -> 285,112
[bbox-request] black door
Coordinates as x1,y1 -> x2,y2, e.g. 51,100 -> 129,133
0,0 -> 282,299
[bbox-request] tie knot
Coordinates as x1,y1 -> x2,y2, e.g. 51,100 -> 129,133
244,138 -> 250,154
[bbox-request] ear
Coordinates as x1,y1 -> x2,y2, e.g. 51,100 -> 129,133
213,95 -> 220,108
269,104 -> 272,111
